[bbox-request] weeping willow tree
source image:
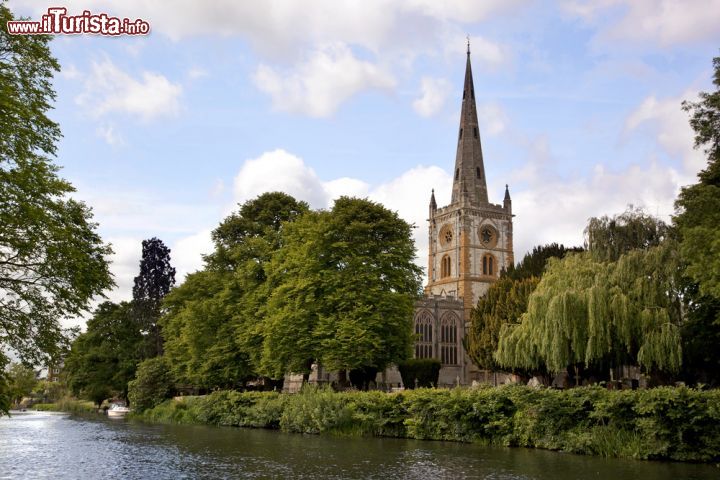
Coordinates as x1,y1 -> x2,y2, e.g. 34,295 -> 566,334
495,242 -> 683,375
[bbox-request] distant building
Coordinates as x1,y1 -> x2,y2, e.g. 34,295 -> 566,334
46,359 -> 64,383
412,44 -> 514,386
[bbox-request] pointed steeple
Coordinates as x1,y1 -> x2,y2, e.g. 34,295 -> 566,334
450,43 -> 488,205
429,188 -> 437,215
503,184 -> 512,214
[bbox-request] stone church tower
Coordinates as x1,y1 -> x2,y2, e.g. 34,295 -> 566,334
425,45 -> 514,319
411,44 -> 514,386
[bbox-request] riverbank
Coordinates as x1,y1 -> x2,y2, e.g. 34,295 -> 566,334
134,384 -> 720,463
33,398 -> 96,414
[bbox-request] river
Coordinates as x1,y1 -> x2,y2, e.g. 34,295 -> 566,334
1,410 -> 718,479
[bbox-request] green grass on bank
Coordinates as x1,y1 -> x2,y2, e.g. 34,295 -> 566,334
134,385 -> 720,463
33,398 -> 97,414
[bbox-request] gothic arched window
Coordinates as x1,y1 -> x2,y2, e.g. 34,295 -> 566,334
441,255 -> 451,278
440,313 -> 458,365
482,253 -> 495,277
414,311 -> 433,359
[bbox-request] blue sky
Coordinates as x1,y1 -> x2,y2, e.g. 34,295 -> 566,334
8,1 -> 720,310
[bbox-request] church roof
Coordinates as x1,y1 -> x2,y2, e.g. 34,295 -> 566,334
450,42 -> 489,206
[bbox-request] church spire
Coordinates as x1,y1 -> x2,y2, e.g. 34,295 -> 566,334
450,44 -> 488,205
429,188 -> 437,218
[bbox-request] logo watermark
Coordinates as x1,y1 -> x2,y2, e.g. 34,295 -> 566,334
6,7 -> 150,36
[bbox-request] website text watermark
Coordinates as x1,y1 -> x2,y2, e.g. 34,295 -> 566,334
7,8 -> 150,36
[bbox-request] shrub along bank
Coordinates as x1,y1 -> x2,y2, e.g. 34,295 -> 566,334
135,385 -> 720,462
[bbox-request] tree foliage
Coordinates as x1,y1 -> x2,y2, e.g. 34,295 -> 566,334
261,197 -> 423,378
64,302 -> 142,406
0,4 -> 113,370
675,55 -> 720,299
466,276 -> 539,371
505,243 -> 583,280
680,284 -> 720,386
495,244 -> 683,374
127,356 -> 173,411
161,269 -> 253,389
496,209 -> 681,375
7,363 -> 37,405
208,191 -> 309,271
161,193 -> 308,389
673,55 -> 720,385
585,206 -> 668,262
466,244 -> 578,374
133,237 -> 175,357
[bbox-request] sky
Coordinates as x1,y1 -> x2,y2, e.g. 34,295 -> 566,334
7,1 -> 720,321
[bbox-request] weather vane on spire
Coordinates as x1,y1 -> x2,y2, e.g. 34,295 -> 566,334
466,35 -> 470,54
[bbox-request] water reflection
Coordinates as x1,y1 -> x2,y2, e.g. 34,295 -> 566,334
0,411 -> 717,479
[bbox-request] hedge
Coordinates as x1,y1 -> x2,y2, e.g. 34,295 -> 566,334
134,384 -> 720,462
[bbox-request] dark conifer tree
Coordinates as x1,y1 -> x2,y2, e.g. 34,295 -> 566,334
133,238 -> 176,357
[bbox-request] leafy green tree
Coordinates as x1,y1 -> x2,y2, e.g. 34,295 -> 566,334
208,191 -> 309,271
0,4 -> 113,374
161,270 -> 253,389
673,55 -> 720,385
133,238 -> 176,357
32,380 -> 66,404
127,356 -> 173,411
261,197 -> 423,379
161,193 -> 308,389
675,55 -> 720,299
585,206 -> 668,262
7,363 -> 37,406
64,302 -> 142,406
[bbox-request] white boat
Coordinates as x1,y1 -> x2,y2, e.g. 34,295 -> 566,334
107,403 -> 130,418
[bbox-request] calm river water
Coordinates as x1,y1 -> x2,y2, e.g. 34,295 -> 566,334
1,410 -> 718,479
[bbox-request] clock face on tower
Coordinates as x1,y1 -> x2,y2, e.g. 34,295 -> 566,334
479,225 -> 498,248
439,224 -> 453,246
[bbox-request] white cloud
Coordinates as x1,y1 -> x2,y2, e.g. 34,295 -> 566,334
76,58 -> 182,121
505,131 -> 688,260
232,149 -> 451,272
324,177 -> 371,200
625,90 -> 705,175
368,166 -> 453,267
511,161 -> 682,257
562,0 -> 720,46
172,229 -> 214,281
233,149 -> 330,207
104,236 -> 143,304
413,77 -> 451,117
10,1 -> 521,52
405,0 -> 527,23
253,43 -> 396,117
